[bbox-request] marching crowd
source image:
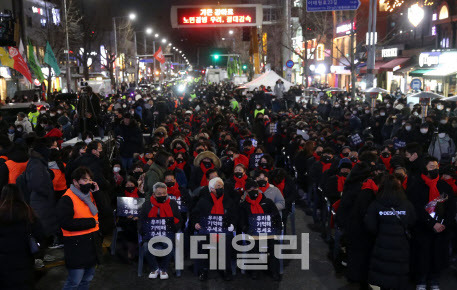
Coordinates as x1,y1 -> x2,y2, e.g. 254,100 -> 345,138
0,80 -> 456,290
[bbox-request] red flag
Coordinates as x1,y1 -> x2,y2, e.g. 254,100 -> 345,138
153,46 -> 166,64
8,47 -> 32,83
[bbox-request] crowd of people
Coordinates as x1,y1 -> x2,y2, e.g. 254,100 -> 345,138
0,79 -> 456,290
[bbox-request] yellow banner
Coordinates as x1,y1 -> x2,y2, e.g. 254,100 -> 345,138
0,47 -> 14,69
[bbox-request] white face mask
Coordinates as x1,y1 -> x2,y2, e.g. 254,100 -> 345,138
386,104 -> 391,108
413,112 -> 419,116
50,113 -> 55,117
380,112 -> 386,116
405,126 -> 412,131
365,110 -> 370,114
420,128 -> 428,134
113,167 -> 121,173
439,133 -> 446,138
437,105 -> 444,110
440,119 -> 447,124
85,138 -> 92,144
57,110 -> 62,114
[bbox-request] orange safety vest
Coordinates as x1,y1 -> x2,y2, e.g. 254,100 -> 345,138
61,189 -> 99,237
5,160 -> 28,184
0,156 -> 8,162
51,168 -> 67,191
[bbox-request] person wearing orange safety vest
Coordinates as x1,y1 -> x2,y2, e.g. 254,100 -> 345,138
57,167 -> 104,290
0,144 -> 29,192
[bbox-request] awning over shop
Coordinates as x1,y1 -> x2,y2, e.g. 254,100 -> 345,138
380,58 -> 410,71
409,69 -> 435,77
423,65 -> 457,77
359,62 -> 387,73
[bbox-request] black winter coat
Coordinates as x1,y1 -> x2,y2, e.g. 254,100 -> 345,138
237,195 -> 282,234
57,190 -> 107,269
27,151 -> 58,237
115,123 -> 143,158
0,207 -> 45,290
190,192 -> 238,231
138,198 -> 182,234
364,198 -> 416,289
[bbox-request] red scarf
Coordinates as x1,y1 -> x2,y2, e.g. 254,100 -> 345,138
313,152 -> 321,161
176,160 -> 186,170
168,161 -> 177,171
193,151 -> 200,158
148,196 -> 179,224
210,193 -> 225,214
362,179 -> 378,193
337,175 -> 346,192
402,176 -> 408,190
200,162 -> 215,186
138,156 -> 146,164
273,179 -> 285,196
267,136 -> 274,143
159,137 -> 165,145
174,148 -> 186,154
234,174 -> 248,190
443,178 -> 457,195
321,161 -> 332,173
380,155 -> 392,171
259,183 -> 270,193
243,147 -> 256,159
125,187 -> 139,198
167,183 -> 181,198
246,193 -> 264,214
421,174 -> 441,202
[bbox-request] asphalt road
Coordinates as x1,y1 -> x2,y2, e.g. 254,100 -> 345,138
36,206 -> 457,290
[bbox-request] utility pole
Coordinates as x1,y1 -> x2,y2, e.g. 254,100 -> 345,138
366,0 -> 377,88
63,0 -> 71,92
113,18 -> 118,88
350,13 -> 356,99
282,0 -> 292,81
134,32 -> 138,86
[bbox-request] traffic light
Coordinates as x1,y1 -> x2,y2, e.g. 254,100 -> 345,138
213,54 -> 220,60
242,64 -> 248,71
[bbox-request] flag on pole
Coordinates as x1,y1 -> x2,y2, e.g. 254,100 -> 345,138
27,42 -> 45,82
0,47 -> 32,83
44,42 -> 61,76
18,39 -> 26,62
153,46 -> 166,64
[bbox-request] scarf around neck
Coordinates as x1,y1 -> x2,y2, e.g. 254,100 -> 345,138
246,193 -> 264,214
148,196 -> 179,224
421,174 -> 441,202
70,184 -> 98,215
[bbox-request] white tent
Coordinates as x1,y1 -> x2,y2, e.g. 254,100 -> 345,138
238,70 -> 294,91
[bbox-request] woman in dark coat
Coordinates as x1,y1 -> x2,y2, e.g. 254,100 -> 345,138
0,185 -> 45,290
115,114 -> 144,171
364,175 -> 416,290
406,156 -> 456,289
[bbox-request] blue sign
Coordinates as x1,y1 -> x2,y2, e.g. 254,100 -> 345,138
307,0 -> 361,12
411,78 -> 422,91
140,59 -> 154,63
286,60 -> 294,68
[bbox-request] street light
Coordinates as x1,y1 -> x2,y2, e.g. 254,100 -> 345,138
146,28 -> 153,34
229,30 -> 234,35
129,13 -> 136,20
155,33 -> 159,38
162,38 -> 167,44
113,12 -> 137,86
168,43 -> 172,46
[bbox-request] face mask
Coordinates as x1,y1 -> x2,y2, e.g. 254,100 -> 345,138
386,104 -> 391,108
8,129 -> 14,134
321,156 -> 332,163
420,128 -> 428,134
165,181 -> 175,188
413,112 -> 419,116
437,105 -> 444,110
17,127 -> 23,132
156,196 -> 167,203
259,162 -> 268,169
446,108 -> 451,112
439,133 -> 446,138
113,167 -> 120,173
257,180 -> 267,188
428,169 -> 439,179
381,152 -> 391,158
334,104 -> 340,108
215,188 -> 224,197
365,110 -> 370,114
405,126 -> 412,131
85,138 -> 92,144
79,183 -> 92,194
57,110 -> 63,114
248,190 -> 259,199
380,112 -> 386,116
339,171 -> 349,177
202,161 -> 213,169
234,172 -> 244,179
40,111 -> 46,114
350,156 -> 358,163
440,119 -> 447,124
125,186 -> 135,193
352,111 -> 357,115
342,152 -> 349,157
176,158 -> 184,163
